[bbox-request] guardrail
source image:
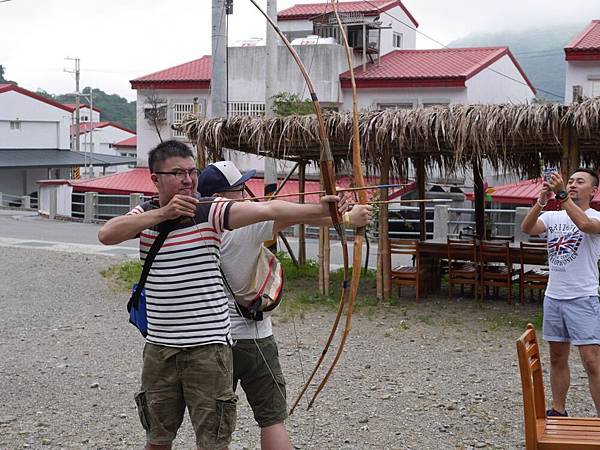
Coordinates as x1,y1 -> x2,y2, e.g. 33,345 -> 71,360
6,188 -> 527,241
0,192 -> 38,210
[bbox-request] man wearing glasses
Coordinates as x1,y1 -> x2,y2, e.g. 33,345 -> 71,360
197,160 -> 373,450
98,140 -> 352,450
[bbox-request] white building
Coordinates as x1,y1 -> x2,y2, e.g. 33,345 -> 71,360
0,83 -> 135,199
71,121 -> 136,175
64,104 -> 101,123
564,19 -> 600,103
0,83 -> 73,197
130,0 -> 535,174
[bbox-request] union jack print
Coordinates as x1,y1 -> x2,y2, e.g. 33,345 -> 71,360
548,232 -> 582,259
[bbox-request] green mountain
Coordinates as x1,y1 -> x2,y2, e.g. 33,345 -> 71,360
448,23 -> 587,102
36,86 -> 136,131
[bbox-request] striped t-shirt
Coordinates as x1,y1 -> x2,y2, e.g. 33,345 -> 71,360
128,197 -> 232,347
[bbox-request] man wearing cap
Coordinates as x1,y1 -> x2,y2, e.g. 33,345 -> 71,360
98,140 -> 351,450
198,160 -> 373,450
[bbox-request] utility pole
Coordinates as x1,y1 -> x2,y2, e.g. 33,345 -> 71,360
264,0 -> 279,251
65,57 -> 81,178
211,0 -> 228,118
264,0 -> 278,196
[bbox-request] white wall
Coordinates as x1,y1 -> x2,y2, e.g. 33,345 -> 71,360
0,90 -> 71,149
79,125 -> 136,175
78,106 -> 101,122
465,54 -> 535,104
0,168 -> 49,196
135,90 -> 210,166
228,45 -> 346,103
346,86 -> 467,112
38,182 -> 72,216
379,5 -> 417,55
564,60 -> 600,103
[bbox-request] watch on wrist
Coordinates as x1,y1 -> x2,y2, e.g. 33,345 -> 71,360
556,190 -> 569,202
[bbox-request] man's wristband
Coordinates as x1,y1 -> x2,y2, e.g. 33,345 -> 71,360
536,199 -> 547,208
343,211 -> 352,227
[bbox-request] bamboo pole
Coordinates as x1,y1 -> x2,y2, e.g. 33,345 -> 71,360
298,160 -> 306,266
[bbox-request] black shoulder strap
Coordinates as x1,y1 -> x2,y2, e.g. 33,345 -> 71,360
128,220 -> 177,309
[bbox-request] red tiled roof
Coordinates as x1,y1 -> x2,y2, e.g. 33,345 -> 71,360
278,0 -> 418,27
0,83 -> 74,112
465,178 -> 600,209
113,136 -> 137,148
130,56 -> 212,90
340,47 -> 535,93
71,167 -> 156,195
70,170 -> 408,200
565,20 -> 600,61
70,121 -> 135,136
64,103 -> 101,113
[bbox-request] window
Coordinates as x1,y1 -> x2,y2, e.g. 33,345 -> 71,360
377,102 -> 414,110
9,121 -> 21,130
422,102 -> 449,108
592,80 -> 600,98
81,115 -> 88,122
144,104 -> 167,121
393,32 -> 403,48
172,103 -> 195,138
228,102 -> 266,116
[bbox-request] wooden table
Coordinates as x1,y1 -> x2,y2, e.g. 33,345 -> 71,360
417,238 -> 547,292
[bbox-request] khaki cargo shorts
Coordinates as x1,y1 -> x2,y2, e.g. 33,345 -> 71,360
232,336 -> 287,427
134,342 -> 237,449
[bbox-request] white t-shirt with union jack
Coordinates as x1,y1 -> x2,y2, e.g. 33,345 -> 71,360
540,208 -> 600,299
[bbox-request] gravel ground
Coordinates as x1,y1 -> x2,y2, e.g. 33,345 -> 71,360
0,246 -> 597,450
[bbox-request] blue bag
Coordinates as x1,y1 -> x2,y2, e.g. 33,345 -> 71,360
128,283 -> 148,337
127,222 -> 174,338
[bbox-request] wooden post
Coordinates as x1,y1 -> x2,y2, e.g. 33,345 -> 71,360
473,158 -> 485,240
561,86 -> 582,180
416,158 -> 426,240
298,160 -> 306,266
561,127 -> 580,182
378,147 -> 391,300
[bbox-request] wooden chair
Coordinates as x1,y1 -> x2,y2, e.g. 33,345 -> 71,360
390,239 -> 427,300
516,324 -> 600,449
479,240 -> 515,304
519,242 -> 549,305
447,238 -> 479,300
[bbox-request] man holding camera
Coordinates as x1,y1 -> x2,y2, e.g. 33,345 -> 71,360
521,167 -> 600,417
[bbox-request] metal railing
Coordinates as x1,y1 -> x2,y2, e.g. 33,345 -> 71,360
0,192 -> 38,210
447,207 -> 516,238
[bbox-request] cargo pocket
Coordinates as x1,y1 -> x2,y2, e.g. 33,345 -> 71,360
134,391 -> 151,431
215,394 -> 237,443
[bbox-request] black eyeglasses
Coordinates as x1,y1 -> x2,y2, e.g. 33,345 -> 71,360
154,169 -> 198,180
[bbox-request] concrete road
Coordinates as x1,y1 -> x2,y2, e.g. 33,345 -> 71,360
0,209 -> 394,268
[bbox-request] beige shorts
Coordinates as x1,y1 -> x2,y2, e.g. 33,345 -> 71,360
134,342 -> 237,449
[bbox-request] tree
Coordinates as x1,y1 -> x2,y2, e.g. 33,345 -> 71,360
143,91 -> 168,142
0,65 -> 17,85
271,92 -> 314,116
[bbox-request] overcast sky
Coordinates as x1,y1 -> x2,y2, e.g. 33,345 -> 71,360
1,0 -> 597,101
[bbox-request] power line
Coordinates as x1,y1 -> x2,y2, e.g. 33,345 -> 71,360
362,0 -> 565,99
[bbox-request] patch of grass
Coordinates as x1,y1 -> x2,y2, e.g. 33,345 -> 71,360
416,314 -> 435,326
100,260 -> 142,291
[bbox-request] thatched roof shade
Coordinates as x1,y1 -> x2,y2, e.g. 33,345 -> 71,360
179,99 -> 600,177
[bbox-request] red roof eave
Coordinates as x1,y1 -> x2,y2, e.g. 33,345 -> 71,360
130,80 -> 211,90
341,77 -> 466,89
0,84 -> 74,113
565,49 -> 600,61
278,1 -> 418,28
